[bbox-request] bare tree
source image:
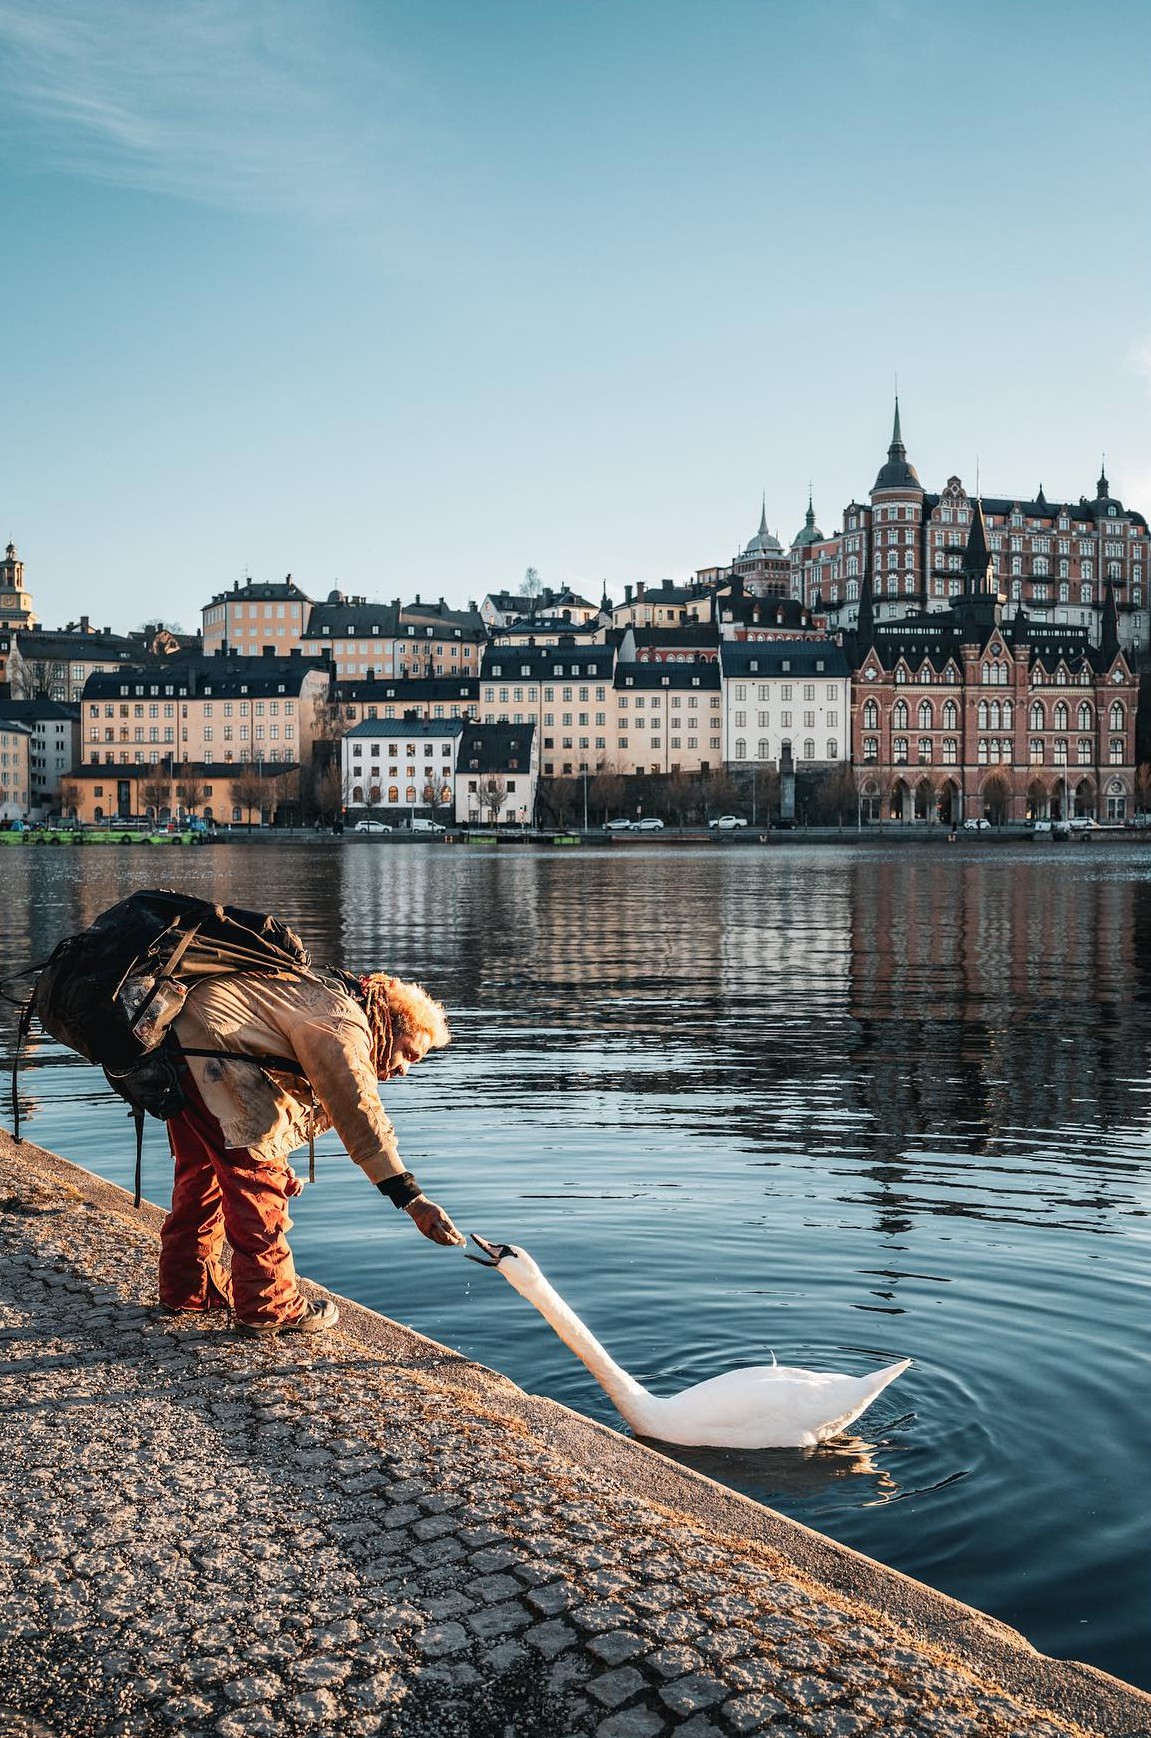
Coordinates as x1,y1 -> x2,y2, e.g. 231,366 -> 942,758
57,779 -> 81,821
142,776 -> 172,823
479,775 -> 507,825
589,764 -> 625,825
542,777 -> 578,828
523,566 -> 541,599
174,778 -> 208,818
12,658 -> 68,701
983,772 -> 1012,825
665,767 -> 696,829
308,763 -> 344,825
230,771 -> 266,831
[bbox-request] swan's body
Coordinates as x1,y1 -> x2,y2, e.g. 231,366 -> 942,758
468,1237 -> 909,1450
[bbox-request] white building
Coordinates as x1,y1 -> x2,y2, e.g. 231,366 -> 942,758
719,642 -> 851,768
454,722 -> 538,825
342,716 -> 465,821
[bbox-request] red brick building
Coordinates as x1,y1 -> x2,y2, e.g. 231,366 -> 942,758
848,502 -> 1138,825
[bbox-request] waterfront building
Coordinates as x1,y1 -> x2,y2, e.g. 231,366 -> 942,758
0,717 -> 31,818
613,658 -> 723,777
480,639 -> 616,779
9,623 -> 141,702
0,543 -> 38,686
847,501 -> 1139,825
610,579 -> 713,629
299,592 -> 484,681
328,675 -> 480,728
201,576 -> 312,656
481,585 -> 602,631
455,721 -> 539,826
729,500 -> 792,597
720,641 -> 850,773
0,699 -> 80,817
788,405 -> 1149,659
76,653 -> 329,774
341,715 -> 464,820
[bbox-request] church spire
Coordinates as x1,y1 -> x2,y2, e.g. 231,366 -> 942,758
891,396 -> 904,457
758,493 -> 769,538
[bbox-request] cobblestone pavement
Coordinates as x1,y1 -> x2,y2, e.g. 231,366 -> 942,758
2,1142 -> 1148,1738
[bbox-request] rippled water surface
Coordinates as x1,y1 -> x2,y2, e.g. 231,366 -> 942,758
3,840 -> 1149,1688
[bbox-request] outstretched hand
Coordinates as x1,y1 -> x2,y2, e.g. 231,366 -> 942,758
405,1195 -> 466,1247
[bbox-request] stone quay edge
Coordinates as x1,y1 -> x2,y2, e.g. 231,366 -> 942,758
1,1130 -> 1148,1738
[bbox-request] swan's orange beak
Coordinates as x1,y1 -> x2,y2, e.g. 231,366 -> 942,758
465,1233 -> 513,1267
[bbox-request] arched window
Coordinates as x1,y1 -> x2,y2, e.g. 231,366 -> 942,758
1029,739 -> 1044,764
863,699 -> 879,729
943,700 -> 958,729
978,700 -> 989,729
892,737 -> 908,763
917,700 -> 932,729
864,737 -> 878,762
1054,701 -> 1069,729
978,740 -> 989,764
989,701 -> 1001,729
735,739 -> 746,760
1077,739 -> 1092,766
893,700 -> 909,729
1109,701 -> 1125,731
352,785 -> 364,802
918,737 -> 932,764
1110,738 -> 1125,765
827,739 -> 838,760
758,740 -> 770,759
1002,701 -> 1013,730
1029,701 -> 1044,730
1078,703 -> 1093,730
388,785 -> 399,804
803,739 -> 815,760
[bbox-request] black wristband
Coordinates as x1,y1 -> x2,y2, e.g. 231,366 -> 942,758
377,1171 -> 423,1209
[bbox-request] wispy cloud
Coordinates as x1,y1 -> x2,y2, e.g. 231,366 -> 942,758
0,0 -> 444,221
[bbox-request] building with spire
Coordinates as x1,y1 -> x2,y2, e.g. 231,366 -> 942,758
847,498 -> 1139,826
731,498 -> 790,595
787,403 -> 1148,660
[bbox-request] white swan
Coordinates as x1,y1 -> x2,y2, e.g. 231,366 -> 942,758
467,1235 -> 909,1449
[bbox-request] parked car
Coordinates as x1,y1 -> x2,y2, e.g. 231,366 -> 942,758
963,817 -> 991,831
1069,816 -> 1100,831
708,815 -> 748,831
603,818 -> 633,831
1125,813 -> 1151,829
354,819 -> 392,834
401,818 -> 445,833
1030,819 -> 1052,834
630,818 -> 664,831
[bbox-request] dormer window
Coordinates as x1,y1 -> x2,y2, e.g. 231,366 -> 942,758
781,659 -> 791,672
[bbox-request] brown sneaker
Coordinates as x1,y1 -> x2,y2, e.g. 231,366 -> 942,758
237,1299 -> 339,1337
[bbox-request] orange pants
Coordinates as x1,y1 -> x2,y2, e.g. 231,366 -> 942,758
159,1071 -> 304,1326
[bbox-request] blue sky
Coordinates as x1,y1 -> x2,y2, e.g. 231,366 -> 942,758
1,0 -> 1148,629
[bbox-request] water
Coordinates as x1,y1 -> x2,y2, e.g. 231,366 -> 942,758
3,840 -> 1149,1689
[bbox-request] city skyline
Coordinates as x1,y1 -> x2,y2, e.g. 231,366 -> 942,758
1,0 -> 1149,630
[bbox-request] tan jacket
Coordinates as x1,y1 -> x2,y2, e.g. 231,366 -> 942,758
174,972 -> 404,1184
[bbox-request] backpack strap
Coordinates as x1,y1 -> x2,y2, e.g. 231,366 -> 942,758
132,1105 -> 145,1209
10,992 -> 36,1143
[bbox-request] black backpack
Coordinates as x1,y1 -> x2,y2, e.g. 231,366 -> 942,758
12,889 -> 316,1205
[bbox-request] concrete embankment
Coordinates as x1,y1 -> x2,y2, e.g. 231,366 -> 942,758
2,1132 -> 1148,1738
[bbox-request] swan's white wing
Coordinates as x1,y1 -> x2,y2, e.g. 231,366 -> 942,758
628,1360 -> 910,1449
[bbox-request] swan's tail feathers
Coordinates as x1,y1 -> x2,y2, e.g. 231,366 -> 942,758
821,1358 -> 911,1441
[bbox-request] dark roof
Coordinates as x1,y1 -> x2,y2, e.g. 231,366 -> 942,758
15,629 -> 138,662
208,577 -> 313,605
66,760 -> 298,781
332,676 -> 479,703
346,717 -> 465,741
482,643 -> 615,680
0,700 -> 79,722
615,661 -> 722,691
304,600 -> 401,636
81,655 -> 329,701
720,642 -> 850,678
399,598 -> 485,633
457,722 -> 536,775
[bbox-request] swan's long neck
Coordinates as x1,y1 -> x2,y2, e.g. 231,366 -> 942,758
515,1271 -> 650,1418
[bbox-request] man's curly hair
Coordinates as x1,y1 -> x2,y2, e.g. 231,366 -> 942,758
359,974 -> 451,1078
